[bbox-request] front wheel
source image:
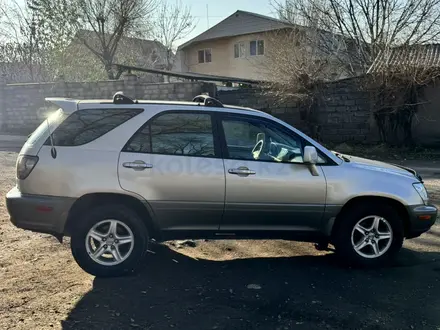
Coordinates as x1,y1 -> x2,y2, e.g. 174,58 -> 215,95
334,203 -> 404,267
70,205 -> 149,277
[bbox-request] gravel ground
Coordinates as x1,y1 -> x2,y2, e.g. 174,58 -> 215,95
0,151 -> 439,330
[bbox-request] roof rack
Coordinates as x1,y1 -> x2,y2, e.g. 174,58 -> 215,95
113,91 -> 138,104
192,95 -> 223,107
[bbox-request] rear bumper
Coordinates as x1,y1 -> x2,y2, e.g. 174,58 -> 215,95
406,204 -> 438,238
6,187 -> 75,236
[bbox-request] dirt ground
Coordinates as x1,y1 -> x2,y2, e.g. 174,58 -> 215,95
0,151 -> 439,330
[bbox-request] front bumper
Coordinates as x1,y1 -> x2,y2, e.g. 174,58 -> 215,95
6,186 -> 75,236
406,204 -> 438,238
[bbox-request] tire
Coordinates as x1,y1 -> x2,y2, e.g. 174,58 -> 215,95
334,202 -> 404,267
70,204 -> 149,277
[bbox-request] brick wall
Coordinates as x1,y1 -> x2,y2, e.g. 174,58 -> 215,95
0,74 -> 216,134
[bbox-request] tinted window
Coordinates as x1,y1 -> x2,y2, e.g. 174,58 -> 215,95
222,117 -> 304,163
124,113 -> 215,157
46,109 -> 142,146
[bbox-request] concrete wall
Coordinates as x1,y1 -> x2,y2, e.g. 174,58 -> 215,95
218,78 -> 440,147
0,75 -> 216,134
413,83 -> 440,147
218,78 -> 373,144
1,74 -> 438,146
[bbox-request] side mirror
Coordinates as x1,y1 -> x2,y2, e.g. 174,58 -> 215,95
303,146 -> 318,164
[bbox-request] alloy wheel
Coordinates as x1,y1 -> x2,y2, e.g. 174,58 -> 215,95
351,215 -> 393,259
85,219 -> 135,266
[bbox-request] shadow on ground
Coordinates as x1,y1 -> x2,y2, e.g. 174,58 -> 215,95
62,244 -> 440,330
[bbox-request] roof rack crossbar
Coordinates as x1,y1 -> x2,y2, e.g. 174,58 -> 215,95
113,91 -> 138,104
192,95 -> 223,108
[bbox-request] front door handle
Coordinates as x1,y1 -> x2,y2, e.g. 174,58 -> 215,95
228,167 -> 256,175
123,161 -> 153,170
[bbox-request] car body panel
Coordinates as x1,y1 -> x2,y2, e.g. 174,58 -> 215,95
6,186 -> 75,234
118,153 -> 226,231
221,160 -> 326,232
321,159 -> 424,207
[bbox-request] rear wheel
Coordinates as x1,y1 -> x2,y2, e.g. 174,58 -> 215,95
334,203 -> 404,267
71,204 -> 149,277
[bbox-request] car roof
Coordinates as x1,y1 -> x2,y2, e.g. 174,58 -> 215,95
45,97 -> 268,116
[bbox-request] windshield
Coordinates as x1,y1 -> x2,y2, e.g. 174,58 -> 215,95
26,109 -> 66,145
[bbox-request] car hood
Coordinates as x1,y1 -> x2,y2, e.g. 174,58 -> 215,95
333,153 -> 422,181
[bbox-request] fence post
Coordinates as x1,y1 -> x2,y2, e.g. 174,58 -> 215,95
123,72 -> 138,99
0,74 -> 6,131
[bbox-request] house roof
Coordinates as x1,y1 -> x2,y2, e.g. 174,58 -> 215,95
178,10 -> 290,50
74,29 -> 167,54
368,44 -> 440,73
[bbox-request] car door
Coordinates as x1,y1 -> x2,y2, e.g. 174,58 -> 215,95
118,111 -> 225,233
218,113 -> 327,233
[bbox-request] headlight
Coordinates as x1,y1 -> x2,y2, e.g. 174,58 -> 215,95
413,183 -> 428,204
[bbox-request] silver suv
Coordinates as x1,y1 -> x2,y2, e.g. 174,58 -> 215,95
6,93 -> 437,277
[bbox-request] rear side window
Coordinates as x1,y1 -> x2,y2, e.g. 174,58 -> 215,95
123,112 -> 215,157
45,108 -> 142,146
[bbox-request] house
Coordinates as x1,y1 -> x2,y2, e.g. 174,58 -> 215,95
175,10 -> 289,81
175,10 -> 356,81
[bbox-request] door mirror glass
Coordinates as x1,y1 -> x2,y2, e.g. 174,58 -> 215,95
303,146 -> 318,164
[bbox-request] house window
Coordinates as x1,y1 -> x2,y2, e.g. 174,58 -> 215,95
250,40 -> 265,56
198,49 -> 212,63
198,50 -> 204,63
205,49 -> 212,62
234,42 -> 245,58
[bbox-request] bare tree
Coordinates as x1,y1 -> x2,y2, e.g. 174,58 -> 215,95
76,0 -> 157,79
261,28 -> 339,140
154,0 -> 195,70
273,0 -> 440,74
0,0 -> 81,82
0,0 -> 43,81
263,29 -> 326,99
267,0 -> 440,146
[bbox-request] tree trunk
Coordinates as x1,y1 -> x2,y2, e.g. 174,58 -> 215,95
105,63 -> 115,80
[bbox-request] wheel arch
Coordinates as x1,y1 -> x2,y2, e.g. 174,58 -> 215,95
64,192 -> 160,239
330,196 -> 410,240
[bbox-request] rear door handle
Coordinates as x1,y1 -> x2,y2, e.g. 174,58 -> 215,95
228,167 -> 256,175
123,161 -> 153,170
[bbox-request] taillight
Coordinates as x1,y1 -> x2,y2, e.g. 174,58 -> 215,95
16,155 -> 39,180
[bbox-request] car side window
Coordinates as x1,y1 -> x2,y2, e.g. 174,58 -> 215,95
44,108 -> 143,146
124,112 -> 216,157
222,117 -> 304,163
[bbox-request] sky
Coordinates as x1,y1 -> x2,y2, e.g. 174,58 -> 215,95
177,0 -> 275,44
11,0 -> 276,45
